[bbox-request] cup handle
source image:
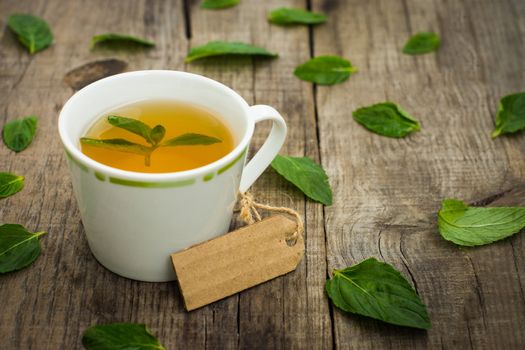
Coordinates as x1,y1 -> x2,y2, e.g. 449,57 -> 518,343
239,105 -> 287,192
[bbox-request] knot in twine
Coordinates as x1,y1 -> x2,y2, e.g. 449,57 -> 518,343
238,191 -> 304,244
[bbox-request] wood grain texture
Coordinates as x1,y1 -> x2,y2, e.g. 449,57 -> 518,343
1,0 -> 524,349
312,0 -> 525,349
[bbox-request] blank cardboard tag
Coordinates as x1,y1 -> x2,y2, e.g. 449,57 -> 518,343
171,215 -> 304,311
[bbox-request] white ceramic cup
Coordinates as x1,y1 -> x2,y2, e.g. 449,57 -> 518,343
58,70 -> 287,282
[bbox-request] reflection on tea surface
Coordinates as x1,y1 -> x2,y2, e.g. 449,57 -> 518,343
81,99 -> 234,173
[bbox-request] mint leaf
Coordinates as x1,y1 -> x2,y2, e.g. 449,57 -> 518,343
438,199 -> 525,246
201,0 -> 240,9
491,92 -> 525,138
0,224 -> 46,273
185,41 -> 278,63
402,32 -> 440,55
91,33 -> 155,49
2,116 -> 38,152
326,257 -> 431,330
294,56 -> 357,85
271,155 -> 332,205
352,102 -> 420,138
80,138 -> 151,155
150,125 -> 166,146
7,14 -> 53,54
162,133 -> 222,146
0,172 -> 24,199
268,7 -> 327,25
82,323 -> 165,350
107,115 -> 154,144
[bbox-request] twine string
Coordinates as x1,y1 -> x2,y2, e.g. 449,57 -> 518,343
238,191 -> 304,244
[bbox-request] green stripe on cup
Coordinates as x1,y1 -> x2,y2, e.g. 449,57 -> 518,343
218,148 -> 247,175
109,177 -> 196,188
64,149 -> 88,172
94,172 -> 106,181
203,173 -> 214,182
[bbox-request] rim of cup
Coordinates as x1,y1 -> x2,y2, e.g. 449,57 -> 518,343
58,70 -> 254,182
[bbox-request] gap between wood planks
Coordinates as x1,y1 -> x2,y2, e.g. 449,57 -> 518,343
306,0 -> 338,348
179,0 -> 337,346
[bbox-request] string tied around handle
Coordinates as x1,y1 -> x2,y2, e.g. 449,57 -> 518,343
238,191 -> 304,245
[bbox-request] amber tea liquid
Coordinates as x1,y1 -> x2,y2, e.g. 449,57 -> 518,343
81,99 -> 235,173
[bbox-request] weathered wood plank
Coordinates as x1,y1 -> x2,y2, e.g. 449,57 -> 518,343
187,0 -> 332,348
0,1 -> 189,349
312,0 -> 525,348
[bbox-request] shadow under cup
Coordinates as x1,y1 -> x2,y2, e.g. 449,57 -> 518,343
58,71 -> 256,282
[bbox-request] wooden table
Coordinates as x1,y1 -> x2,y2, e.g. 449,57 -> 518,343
1,0 -> 524,348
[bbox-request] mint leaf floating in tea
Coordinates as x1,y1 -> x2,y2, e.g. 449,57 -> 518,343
107,115 -> 155,144
0,224 -> 46,274
162,133 -> 222,146
201,0 -> 240,9
352,102 -> 420,138
82,323 -> 166,350
271,155 -> 332,205
326,258 -> 431,330
0,172 -> 24,199
2,116 -> 38,152
437,199 -> 525,246
91,33 -> 155,49
268,7 -> 327,25
150,125 -> 166,145
80,138 -> 151,155
83,116 -> 222,167
185,41 -> 278,63
294,56 -> 357,85
7,14 -> 53,54
491,92 -> 525,138
402,32 -> 440,55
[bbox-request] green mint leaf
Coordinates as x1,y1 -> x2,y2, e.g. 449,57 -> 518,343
437,199 -> 525,246
185,41 -> 278,63
491,92 -> 525,138
162,133 -> 222,147
201,0 -> 240,9
294,55 -> 357,85
80,138 -> 151,155
82,323 -> 166,350
271,155 -> 332,205
352,102 -> 420,138
7,14 -> 53,54
150,125 -> 166,146
107,115 -> 154,144
0,224 -> 46,274
91,33 -> 155,49
2,116 -> 38,152
268,7 -> 327,25
0,172 -> 24,199
326,257 -> 431,330
402,32 -> 440,55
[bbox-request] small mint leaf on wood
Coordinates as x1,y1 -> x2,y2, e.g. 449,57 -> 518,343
271,155 -> 332,205
352,102 -> 420,138
185,41 -> 278,63
326,258 -> 431,329
0,172 -> 24,199
7,14 -> 53,54
491,92 -> 525,138
2,116 -> 38,152
438,199 -> 525,246
294,56 -> 357,85
0,224 -> 46,273
82,323 -> 166,350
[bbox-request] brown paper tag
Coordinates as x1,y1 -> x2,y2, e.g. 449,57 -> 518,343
171,215 -> 305,311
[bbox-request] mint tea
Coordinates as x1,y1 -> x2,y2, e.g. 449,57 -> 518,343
81,99 -> 234,173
